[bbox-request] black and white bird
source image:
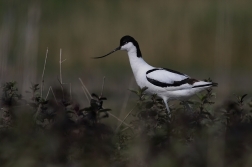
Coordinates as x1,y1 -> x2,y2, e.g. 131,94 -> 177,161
94,35 -> 217,115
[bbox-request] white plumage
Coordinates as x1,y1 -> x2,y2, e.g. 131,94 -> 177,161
94,35 -> 217,115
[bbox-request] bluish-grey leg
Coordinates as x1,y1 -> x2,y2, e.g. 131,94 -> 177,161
163,98 -> 171,117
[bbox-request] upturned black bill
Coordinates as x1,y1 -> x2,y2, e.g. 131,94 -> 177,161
93,46 -> 121,59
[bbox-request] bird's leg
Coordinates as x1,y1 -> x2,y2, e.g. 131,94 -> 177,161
163,98 -> 171,117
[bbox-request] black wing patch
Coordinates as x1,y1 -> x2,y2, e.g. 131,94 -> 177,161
192,82 -> 218,88
146,68 -> 186,76
146,77 -> 198,88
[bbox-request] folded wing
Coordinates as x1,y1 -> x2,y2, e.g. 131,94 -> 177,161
146,68 -> 199,90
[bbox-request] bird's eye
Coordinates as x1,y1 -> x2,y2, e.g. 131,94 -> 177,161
124,41 -> 128,45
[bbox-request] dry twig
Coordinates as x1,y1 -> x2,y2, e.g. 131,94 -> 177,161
41,48 -> 48,98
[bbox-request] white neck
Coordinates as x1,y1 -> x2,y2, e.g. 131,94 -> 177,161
127,50 -> 153,75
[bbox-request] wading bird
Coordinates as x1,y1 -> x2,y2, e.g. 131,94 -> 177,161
93,35 -> 217,115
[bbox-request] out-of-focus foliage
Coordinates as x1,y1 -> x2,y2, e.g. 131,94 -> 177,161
1,81 -> 252,167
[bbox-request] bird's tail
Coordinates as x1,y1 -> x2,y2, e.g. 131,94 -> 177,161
192,81 -> 218,88
211,82 -> 218,87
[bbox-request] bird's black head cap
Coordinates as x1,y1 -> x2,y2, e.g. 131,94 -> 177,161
120,35 -> 142,58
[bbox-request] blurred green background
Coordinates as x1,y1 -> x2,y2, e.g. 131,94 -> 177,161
0,0 -> 252,110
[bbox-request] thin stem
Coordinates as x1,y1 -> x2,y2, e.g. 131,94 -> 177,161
100,76 -> 106,97
79,77 -> 92,99
61,59 -> 67,63
41,48 -> 48,98
81,86 -> 90,103
115,104 -> 137,132
107,111 -> 131,127
34,104 -> 42,120
120,127 -> 130,132
57,77 -> 65,100
58,49 -> 72,100
59,48 -> 62,84
69,83 -> 72,100
118,77 -> 134,123
45,86 -> 58,105
45,86 -> 51,100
